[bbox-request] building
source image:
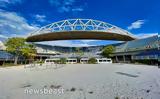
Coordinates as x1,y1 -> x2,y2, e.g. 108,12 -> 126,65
112,36 -> 159,65
0,41 -> 14,65
34,35 -> 159,65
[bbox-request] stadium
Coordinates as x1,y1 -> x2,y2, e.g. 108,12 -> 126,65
0,19 -> 159,66
1,0 -> 160,98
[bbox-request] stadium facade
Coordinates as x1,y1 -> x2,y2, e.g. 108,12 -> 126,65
33,36 -> 159,65
0,35 -> 159,65
0,19 -> 159,65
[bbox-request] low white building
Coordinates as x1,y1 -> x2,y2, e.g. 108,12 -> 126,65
96,58 -> 112,63
80,58 -> 89,64
80,57 -> 112,64
67,58 -> 77,64
45,57 -> 77,64
45,58 -> 60,63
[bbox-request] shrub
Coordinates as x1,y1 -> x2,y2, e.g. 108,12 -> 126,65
60,58 -> 67,64
102,45 -> 115,58
88,58 -> 97,64
54,60 -> 60,64
115,96 -> 119,99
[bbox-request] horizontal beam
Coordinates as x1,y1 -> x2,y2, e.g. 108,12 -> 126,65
26,31 -> 136,42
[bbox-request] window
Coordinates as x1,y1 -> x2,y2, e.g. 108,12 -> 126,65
99,60 -> 102,62
107,60 -> 111,62
103,60 -> 107,62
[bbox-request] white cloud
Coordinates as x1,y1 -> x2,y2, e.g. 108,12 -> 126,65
37,40 -> 95,47
0,9 -> 39,38
128,20 -> 145,30
36,40 -> 122,47
0,0 -> 22,7
36,39 -> 104,47
80,40 -> 100,43
0,34 -> 8,38
34,14 -> 46,22
72,8 -> 83,12
135,33 -> 158,39
49,0 -> 85,13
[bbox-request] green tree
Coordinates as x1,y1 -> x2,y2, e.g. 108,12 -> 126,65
88,57 -> 97,64
75,47 -> 84,57
5,37 -> 36,65
75,47 -> 80,53
21,43 -> 36,63
102,45 -> 115,58
60,58 -> 67,64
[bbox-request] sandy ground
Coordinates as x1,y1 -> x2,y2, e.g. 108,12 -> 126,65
0,63 -> 160,99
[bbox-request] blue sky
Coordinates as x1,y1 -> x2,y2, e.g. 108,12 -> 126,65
0,0 -> 159,46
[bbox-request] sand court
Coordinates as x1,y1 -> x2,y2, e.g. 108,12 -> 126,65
0,64 -> 160,99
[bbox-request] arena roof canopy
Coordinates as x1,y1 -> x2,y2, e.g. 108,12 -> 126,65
26,19 -> 136,42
